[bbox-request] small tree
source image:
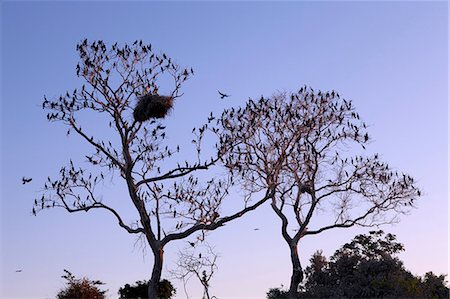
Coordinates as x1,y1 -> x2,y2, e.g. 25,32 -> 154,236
220,89 -> 420,298
57,269 -> 106,299
171,242 -> 219,299
35,40 -> 275,299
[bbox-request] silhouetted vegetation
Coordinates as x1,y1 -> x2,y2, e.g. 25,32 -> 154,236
56,269 -> 106,299
118,279 -> 175,299
267,231 -> 449,299
170,242 -> 219,299
36,39 -> 428,299
37,39 -> 278,299
221,90 -> 420,297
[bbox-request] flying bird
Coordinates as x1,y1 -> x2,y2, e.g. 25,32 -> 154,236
218,91 -> 230,99
22,177 -> 32,184
253,228 -> 260,231
15,269 -> 22,273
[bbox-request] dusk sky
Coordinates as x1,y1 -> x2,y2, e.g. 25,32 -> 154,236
1,1 -> 448,298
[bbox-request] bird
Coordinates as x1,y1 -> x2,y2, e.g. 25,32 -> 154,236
218,91 -> 230,99
15,269 -> 22,273
253,228 -> 260,231
22,177 -> 32,184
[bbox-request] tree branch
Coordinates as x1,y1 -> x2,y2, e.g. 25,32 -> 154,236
161,188 -> 275,246
61,199 -> 144,234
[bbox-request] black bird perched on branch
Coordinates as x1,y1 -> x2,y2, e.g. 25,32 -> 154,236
22,177 -> 32,184
218,91 -> 230,99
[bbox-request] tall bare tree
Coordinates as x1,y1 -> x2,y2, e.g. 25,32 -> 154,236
35,40 -> 275,299
219,89 -> 420,298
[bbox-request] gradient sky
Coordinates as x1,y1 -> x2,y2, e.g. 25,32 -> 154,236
1,1 -> 448,298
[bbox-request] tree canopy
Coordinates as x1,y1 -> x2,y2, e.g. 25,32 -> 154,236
267,231 -> 449,299
118,279 -> 175,299
35,39 -> 424,299
220,90 -> 420,297
36,39 -> 276,298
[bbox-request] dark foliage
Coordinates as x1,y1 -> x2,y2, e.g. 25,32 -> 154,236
267,231 -> 449,299
421,272 -> 450,299
267,287 -> 289,299
221,88 -> 420,297
133,94 -> 173,122
118,279 -> 176,299
56,269 -> 106,299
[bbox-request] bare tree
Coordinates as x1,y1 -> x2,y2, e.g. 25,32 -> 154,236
34,40 -> 275,299
171,242 -> 219,299
219,89 -> 420,298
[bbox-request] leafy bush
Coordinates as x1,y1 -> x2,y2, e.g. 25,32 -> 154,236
118,279 -> 176,299
266,287 -> 289,299
56,269 -> 106,299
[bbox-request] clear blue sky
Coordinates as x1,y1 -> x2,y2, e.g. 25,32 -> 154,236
1,1 -> 448,298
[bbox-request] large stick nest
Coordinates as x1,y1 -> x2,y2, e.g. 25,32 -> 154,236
133,94 -> 174,122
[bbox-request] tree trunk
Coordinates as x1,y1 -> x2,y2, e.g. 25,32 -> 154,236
148,246 -> 164,299
288,242 -> 303,299
202,282 -> 210,299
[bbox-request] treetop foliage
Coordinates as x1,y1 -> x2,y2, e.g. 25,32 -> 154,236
267,231 -> 449,299
219,90 -> 420,241
335,230 -> 404,261
34,39 -> 246,241
118,279 -> 175,299
35,39 -> 424,299
56,269 -> 106,299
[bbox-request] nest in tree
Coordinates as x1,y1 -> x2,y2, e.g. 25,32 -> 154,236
300,184 -> 312,194
133,94 -> 174,122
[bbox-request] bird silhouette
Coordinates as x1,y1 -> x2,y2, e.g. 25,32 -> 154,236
218,91 -> 230,99
15,269 -> 22,273
253,228 -> 260,231
22,177 -> 32,184
364,133 -> 369,142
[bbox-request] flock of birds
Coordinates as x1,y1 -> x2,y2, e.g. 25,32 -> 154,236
21,90 -> 231,184
17,90 -> 233,271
